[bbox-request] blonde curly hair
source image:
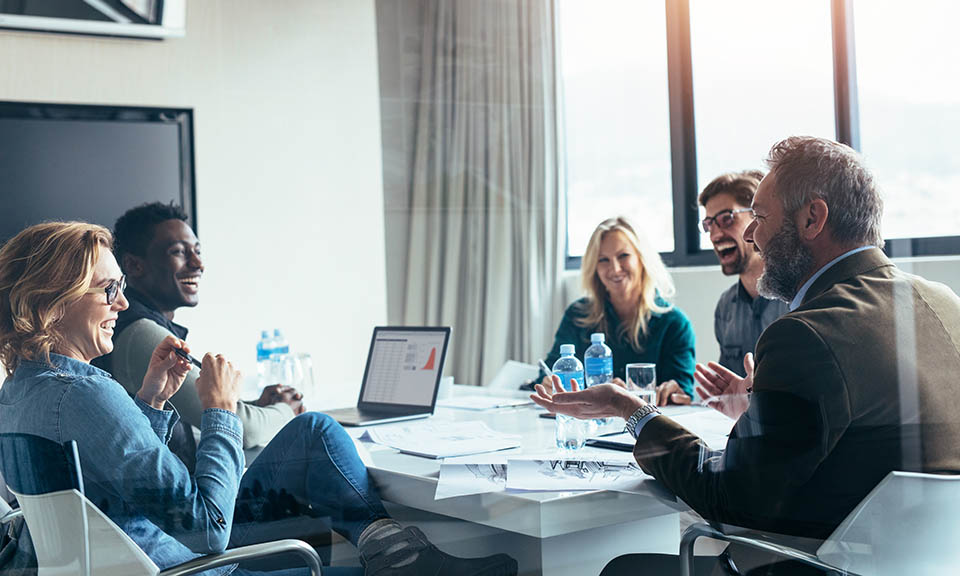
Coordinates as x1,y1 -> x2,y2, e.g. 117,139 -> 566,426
0,221 -> 112,376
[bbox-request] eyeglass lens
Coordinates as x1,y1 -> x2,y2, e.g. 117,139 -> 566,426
701,210 -> 736,233
106,276 -> 126,304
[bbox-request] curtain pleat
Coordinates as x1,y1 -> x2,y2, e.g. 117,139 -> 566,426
403,0 -> 563,387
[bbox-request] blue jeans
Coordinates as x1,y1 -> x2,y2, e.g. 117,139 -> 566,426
230,412 -> 388,576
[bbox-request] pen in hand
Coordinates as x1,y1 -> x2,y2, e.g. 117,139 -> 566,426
174,347 -> 203,369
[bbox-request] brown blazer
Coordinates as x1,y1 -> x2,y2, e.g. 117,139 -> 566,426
635,248 -> 960,541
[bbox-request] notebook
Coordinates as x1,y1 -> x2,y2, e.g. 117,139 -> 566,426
326,326 -> 451,426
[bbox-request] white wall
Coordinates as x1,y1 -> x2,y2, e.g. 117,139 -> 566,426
0,0 -> 387,409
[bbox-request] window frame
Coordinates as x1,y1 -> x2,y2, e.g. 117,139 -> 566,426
562,0 -> 960,270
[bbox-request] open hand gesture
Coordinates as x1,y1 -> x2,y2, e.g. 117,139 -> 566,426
530,375 -> 645,421
694,353 -> 754,420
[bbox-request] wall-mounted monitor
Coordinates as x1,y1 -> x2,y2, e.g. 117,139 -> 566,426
0,0 -> 185,40
0,101 -> 195,244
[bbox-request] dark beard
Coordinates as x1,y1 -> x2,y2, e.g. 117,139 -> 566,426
720,248 -> 745,276
756,217 -> 814,303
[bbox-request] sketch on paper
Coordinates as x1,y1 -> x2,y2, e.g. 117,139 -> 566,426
506,458 -> 651,493
466,463 -> 508,484
435,454 -> 509,500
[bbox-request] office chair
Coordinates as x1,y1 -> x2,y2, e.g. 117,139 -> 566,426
0,433 -> 324,576
680,471 -> 960,576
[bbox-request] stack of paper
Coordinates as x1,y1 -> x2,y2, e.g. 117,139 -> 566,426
435,451 -> 649,500
505,458 -> 651,493
435,454 -> 508,500
363,420 -> 521,459
437,395 -> 533,411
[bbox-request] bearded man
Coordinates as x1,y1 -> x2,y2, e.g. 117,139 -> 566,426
533,136 -> 960,575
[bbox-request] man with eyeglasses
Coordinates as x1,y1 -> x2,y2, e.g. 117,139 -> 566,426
654,171 -> 787,405
699,170 -> 788,377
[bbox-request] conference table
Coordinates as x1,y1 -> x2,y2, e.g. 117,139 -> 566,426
332,386 -> 732,576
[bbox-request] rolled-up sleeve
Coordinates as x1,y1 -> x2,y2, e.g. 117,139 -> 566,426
134,395 -> 180,445
62,376 -> 245,554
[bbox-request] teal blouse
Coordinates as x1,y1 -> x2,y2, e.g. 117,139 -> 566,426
543,297 -> 697,397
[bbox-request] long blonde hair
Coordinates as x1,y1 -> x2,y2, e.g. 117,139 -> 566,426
0,221 -> 113,376
577,216 -> 675,351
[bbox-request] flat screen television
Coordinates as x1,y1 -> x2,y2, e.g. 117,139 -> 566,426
0,0 -> 185,39
0,101 -> 195,244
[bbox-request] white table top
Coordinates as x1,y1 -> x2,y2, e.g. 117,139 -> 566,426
348,386 -> 726,539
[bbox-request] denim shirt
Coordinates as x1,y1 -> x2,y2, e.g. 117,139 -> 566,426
0,354 -> 244,575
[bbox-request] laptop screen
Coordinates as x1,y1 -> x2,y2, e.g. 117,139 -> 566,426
359,327 -> 450,408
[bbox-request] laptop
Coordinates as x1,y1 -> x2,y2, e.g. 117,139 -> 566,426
326,326 -> 451,426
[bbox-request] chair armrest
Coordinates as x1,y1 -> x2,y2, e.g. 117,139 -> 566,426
158,538 -> 322,576
679,522 -> 845,576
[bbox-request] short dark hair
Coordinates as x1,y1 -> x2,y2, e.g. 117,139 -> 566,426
698,170 -> 765,208
113,202 -> 189,267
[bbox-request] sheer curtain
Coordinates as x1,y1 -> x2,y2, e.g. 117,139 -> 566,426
401,0 -> 563,387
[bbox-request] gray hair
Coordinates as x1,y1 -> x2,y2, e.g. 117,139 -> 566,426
764,136 -> 884,248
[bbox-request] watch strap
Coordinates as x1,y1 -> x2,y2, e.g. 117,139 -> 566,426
624,404 -> 660,439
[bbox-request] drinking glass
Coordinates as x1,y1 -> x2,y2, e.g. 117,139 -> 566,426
625,363 -> 657,404
271,353 -> 316,401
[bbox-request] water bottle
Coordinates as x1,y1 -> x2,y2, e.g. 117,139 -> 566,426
273,329 -> 290,356
269,329 -> 291,385
553,344 -> 588,451
584,333 -> 614,427
584,333 -> 613,386
256,330 -> 274,382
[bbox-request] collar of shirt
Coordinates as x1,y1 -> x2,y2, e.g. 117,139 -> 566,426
789,245 -> 874,311
118,286 -> 189,341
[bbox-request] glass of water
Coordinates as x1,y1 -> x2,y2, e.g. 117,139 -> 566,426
625,363 -> 657,404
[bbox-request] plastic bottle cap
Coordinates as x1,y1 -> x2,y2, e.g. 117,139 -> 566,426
591,333 -> 605,343
560,344 -> 576,356
261,330 -> 269,339
274,329 -> 283,337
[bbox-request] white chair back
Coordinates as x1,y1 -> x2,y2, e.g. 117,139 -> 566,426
12,488 -> 158,576
818,471 -> 960,576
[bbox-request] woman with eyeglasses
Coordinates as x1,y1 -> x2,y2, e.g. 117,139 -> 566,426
0,221 -> 516,576
539,216 -> 696,406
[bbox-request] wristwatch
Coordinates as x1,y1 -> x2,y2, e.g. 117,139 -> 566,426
624,404 -> 661,439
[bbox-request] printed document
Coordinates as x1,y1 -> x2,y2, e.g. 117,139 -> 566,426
435,454 -> 508,500
363,420 -> 521,459
506,458 -> 652,493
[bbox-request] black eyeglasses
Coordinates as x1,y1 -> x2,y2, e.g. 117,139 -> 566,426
86,275 -> 126,305
701,208 -> 754,233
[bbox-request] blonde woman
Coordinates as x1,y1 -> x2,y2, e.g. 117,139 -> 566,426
541,217 -> 696,404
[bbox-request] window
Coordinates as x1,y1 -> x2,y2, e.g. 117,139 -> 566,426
689,0 -> 836,249
558,0 -> 673,258
558,0 -> 960,266
854,0 -> 960,242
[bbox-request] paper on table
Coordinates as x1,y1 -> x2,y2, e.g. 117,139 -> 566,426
505,458 -> 652,493
437,395 -> 533,411
670,410 -> 735,450
487,360 -> 540,390
435,453 -> 508,500
363,420 -> 521,459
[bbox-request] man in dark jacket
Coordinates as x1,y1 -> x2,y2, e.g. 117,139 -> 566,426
532,136 -> 960,575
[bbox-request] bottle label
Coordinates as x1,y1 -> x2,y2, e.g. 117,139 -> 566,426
554,370 -> 584,391
585,357 -> 613,376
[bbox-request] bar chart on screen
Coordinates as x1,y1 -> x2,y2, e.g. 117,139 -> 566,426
363,330 -> 447,406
